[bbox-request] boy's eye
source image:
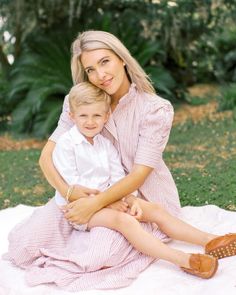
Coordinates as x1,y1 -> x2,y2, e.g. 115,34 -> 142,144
94,114 -> 102,117
79,114 -> 86,117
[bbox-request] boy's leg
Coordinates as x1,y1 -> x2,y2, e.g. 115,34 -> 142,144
134,198 -> 217,246
88,208 -> 191,268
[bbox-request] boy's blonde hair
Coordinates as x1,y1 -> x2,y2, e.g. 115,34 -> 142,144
71,30 -> 155,95
68,82 -> 111,113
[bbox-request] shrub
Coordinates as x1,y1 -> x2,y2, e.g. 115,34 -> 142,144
217,83 -> 236,111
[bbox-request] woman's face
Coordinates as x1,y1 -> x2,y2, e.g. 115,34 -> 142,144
80,49 -> 130,100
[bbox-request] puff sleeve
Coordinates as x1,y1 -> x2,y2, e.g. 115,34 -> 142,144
134,100 -> 174,169
49,95 -> 74,142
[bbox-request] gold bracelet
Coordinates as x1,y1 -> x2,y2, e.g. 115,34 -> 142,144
65,185 -> 74,202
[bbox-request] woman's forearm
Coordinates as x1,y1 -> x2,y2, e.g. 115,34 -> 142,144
39,140 -> 99,201
96,164 -> 153,210
39,140 -> 68,197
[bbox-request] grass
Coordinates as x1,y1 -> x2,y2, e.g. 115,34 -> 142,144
0,108 -> 236,211
165,115 -> 236,210
0,149 -> 53,209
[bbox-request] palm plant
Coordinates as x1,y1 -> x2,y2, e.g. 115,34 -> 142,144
7,30 -> 72,137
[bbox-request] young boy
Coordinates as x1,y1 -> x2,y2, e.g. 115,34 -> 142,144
53,82 -> 140,231
52,82 -> 226,279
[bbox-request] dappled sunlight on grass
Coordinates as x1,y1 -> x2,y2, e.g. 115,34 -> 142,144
0,149 -> 53,209
165,115 -> 236,210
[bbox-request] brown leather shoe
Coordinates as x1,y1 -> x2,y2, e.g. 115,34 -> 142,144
181,254 -> 218,279
205,233 -> 236,259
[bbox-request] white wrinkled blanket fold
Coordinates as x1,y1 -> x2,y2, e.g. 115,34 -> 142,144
1,204 -> 236,295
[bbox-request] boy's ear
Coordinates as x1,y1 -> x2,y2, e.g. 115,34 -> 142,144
104,111 -> 110,123
69,112 -> 75,123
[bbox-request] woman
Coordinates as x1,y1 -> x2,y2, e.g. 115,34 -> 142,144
4,31 -> 236,291
40,30 -> 181,222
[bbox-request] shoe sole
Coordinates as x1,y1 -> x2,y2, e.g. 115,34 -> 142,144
206,240 -> 236,259
181,257 -> 218,279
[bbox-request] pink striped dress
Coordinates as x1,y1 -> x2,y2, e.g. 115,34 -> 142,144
3,83 -> 181,291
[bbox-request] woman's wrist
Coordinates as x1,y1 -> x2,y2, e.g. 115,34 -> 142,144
94,192 -> 108,210
67,185 -> 82,202
65,185 -> 75,202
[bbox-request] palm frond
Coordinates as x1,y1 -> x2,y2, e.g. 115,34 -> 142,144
7,32 -> 73,136
146,66 -> 176,97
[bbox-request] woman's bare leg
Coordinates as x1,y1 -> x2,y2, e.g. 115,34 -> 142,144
135,198 -> 218,246
88,208 -> 191,268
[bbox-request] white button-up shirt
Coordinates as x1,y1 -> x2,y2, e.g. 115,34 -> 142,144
53,125 -> 131,205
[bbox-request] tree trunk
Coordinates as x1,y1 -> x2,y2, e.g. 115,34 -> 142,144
0,45 -> 10,77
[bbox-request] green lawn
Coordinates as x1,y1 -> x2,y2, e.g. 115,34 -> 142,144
165,115 -> 236,210
0,112 -> 236,210
0,149 -> 53,208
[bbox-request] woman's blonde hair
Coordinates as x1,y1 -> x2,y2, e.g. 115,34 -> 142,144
68,82 -> 111,113
71,30 -> 155,94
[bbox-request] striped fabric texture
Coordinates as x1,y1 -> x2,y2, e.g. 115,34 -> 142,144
3,84 -> 181,291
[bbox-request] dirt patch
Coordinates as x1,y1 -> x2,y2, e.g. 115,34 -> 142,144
173,84 -> 233,125
173,100 -> 232,126
187,84 -> 219,98
0,134 -> 46,151
168,161 -> 206,170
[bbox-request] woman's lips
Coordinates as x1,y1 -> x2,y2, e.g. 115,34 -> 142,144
101,78 -> 113,87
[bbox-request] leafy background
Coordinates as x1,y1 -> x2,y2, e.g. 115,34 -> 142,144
1,0 -> 236,137
0,0 -> 236,209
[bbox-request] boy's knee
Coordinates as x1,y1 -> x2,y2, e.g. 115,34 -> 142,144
113,211 -> 136,229
146,201 -> 165,212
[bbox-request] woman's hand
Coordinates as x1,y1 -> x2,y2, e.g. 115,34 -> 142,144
62,196 -> 100,224
69,185 -> 99,202
106,200 -> 129,212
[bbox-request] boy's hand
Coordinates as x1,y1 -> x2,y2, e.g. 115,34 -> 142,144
69,185 -> 100,202
106,200 -> 129,212
129,201 -> 142,220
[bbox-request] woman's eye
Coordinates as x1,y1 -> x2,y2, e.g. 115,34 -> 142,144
101,59 -> 109,65
86,68 -> 93,74
79,114 -> 86,117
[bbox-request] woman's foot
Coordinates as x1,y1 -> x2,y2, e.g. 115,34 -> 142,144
205,233 -> 236,259
181,253 -> 218,279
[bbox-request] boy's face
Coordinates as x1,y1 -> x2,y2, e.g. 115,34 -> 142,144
70,102 -> 109,142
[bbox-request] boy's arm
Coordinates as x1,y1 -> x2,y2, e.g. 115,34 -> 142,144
53,137 -> 79,184
53,136 -> 90,202
53,137 -> 99,201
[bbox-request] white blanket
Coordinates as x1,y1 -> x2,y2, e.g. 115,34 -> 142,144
0,204 -> 236,295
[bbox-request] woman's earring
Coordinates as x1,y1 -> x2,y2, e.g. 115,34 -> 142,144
123,62 -> 126,67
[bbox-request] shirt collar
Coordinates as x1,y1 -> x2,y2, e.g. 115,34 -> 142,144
69,125 -> 100,145
103,83 -> 137,141
118,83 -> 137,105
